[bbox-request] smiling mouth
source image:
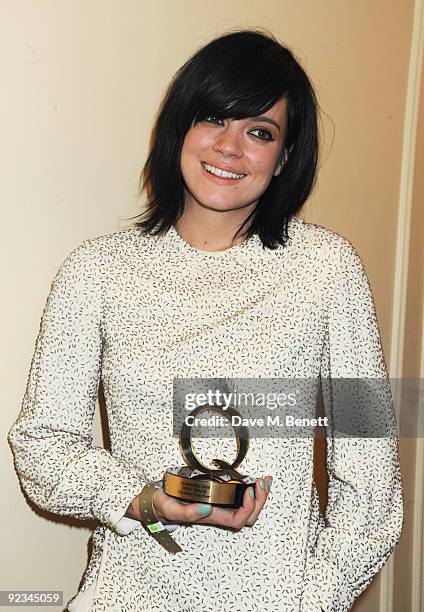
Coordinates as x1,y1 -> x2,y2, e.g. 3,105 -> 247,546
201,162 -> 246,180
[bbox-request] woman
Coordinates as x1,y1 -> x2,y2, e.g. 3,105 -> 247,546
8,29 -> 403,611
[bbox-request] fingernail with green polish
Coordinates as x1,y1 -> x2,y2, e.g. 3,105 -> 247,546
268,479 -> 273,491
249,487 -> 255,498
259,479 -> 265,489
197,504 -> 212,515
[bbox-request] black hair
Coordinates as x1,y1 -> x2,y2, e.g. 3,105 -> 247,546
132,27 -> 321,249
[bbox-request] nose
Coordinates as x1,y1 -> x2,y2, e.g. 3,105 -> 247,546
212,122 -> 243,158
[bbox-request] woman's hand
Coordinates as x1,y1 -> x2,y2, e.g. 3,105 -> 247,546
152,476 -> 273,531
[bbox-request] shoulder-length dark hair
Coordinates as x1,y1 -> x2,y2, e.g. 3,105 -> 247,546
133,28 -> 320,249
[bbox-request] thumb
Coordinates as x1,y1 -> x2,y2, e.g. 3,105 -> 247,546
173,501 -> 213,523
154,490 -> 213,524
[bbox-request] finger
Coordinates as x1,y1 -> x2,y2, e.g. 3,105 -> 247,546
229,484 -> 258,529
244,476 -> 272,527
195,484 -> 256,529
153,489 -> 214,524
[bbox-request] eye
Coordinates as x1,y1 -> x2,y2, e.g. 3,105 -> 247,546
197,116 -> 275,141
250,128 -> 274,142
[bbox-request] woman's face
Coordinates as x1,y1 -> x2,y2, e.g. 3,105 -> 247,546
180,97 -> 288,214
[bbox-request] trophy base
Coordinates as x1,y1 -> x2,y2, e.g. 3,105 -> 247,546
163,467 -> 256,509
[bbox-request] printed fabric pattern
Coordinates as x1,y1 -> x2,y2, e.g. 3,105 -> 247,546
8,216 -> 403,611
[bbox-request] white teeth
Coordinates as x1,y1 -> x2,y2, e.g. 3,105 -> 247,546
203,163 -> 245,180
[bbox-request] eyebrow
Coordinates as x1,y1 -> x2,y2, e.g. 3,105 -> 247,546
245,116 -> 281,132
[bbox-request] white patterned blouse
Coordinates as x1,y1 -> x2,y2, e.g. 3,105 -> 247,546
8,216 -> 403,611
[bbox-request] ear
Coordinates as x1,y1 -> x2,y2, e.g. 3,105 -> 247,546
274,163 -> 284,176
273,149 -> 288,177
273,163 -> 283,177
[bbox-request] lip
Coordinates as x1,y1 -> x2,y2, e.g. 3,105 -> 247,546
201,161 -> 247,182
202,161 -> 247,173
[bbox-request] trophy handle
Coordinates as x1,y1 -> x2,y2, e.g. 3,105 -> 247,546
179,403 -> 250,476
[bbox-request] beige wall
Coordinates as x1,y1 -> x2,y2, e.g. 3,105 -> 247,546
1,1 -> 417,610
393,40 -> 424,612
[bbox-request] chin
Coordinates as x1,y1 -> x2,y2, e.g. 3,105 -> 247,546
193,192 -> 245,210
198,199 -> 245,212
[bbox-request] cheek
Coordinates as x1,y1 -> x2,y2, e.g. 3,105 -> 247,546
249,150 -> 280,177
246,144 -> 274,164
183,128 -> 213,156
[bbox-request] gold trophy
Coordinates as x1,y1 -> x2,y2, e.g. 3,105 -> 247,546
163,403 -> 256,508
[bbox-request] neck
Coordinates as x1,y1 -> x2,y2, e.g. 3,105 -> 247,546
175,202 -> 255,252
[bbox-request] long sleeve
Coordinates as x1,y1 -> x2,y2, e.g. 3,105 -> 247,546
301,240 -> 404,611
7,240 -> 148,535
